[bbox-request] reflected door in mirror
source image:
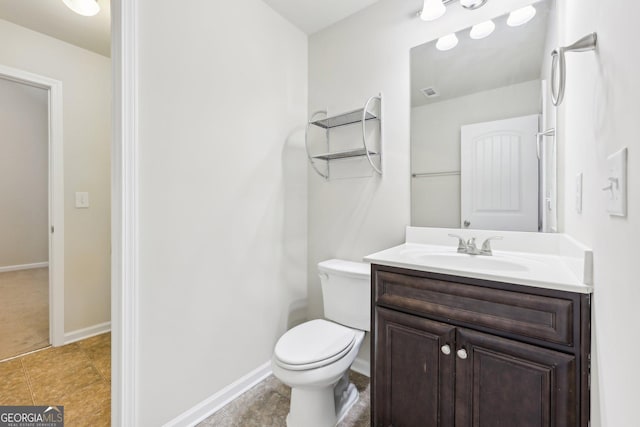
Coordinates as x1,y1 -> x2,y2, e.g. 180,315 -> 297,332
461,114 -> 539,231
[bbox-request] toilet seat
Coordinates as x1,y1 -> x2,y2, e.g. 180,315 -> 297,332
274,319 -> 356,371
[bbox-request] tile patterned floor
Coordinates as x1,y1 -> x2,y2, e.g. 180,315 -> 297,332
0,332 -> 111,426
0,268 -> 49,360
1,333 -> 369,427
198,370 -> 370,427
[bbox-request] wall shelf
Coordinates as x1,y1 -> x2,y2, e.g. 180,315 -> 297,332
310,109 -> 378,129
305,93 -> 382,180
312,148 -> 378,161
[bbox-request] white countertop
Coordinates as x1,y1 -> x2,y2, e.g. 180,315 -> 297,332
364,227 -> 594,294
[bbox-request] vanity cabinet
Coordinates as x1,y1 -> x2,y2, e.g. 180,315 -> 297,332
371,264 -> 590,427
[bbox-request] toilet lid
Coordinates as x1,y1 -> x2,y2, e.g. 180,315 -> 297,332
274,319 -> 356,368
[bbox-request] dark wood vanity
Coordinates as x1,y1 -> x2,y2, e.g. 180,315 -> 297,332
370,264 -> 590,427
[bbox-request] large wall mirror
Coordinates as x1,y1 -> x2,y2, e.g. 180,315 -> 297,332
411,0 -> 558,232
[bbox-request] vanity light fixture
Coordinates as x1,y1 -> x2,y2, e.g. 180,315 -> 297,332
420,0 -> 490,22
469,20 -> 496,39
436,33 -> 459,51
420,0 -> 447,22
62,0 -> 100,17
460,0 -> 488,10
507,5 -> 537,27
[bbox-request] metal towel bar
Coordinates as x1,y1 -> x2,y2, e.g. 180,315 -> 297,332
412,171 -> 460,178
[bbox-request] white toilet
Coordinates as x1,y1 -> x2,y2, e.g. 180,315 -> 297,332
271,259 -> 370,427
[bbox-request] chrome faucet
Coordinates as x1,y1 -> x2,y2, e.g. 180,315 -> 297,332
448,234 -> 503,256
480,236 -> 503,255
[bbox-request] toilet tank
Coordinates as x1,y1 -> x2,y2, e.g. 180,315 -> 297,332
318,259 -> 371,331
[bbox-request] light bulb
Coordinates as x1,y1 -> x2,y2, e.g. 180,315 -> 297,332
507,5 -> 537,27
62,0 -> 100,17
420,0 -> 446,21
470,20 -> 496,39
436,33 -> 459,51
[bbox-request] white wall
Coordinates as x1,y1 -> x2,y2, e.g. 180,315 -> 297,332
0,78 -> 48,267
411,80 -> 541,227
308,0 -> 536,365
0,19 -> 111,333
136,0 -> 308,424
558,1 -> 640,425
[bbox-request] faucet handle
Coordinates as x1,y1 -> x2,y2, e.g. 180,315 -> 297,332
448,234 -> 467,253
466,237 -> 478,251
481,236 -> 503,255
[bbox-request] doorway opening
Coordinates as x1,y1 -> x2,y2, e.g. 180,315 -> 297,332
0,65 -> 64,361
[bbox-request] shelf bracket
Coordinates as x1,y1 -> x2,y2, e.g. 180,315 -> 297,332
305,110 -> 329,180
362,94 -> 382,176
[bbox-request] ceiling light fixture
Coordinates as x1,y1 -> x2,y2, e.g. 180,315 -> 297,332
62,0 -> 100,17
420,0 -> 447,22
460,0 -> 488,10
469,20 -> 496,39
507,5 -> 537,27
436,33 -> 459,51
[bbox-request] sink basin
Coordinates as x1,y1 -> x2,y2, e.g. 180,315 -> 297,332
398,249 -> 530,272
364,228 -> 594,294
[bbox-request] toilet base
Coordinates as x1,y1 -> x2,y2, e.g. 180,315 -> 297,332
286,372 -> 359,427
335,382 -> 359,424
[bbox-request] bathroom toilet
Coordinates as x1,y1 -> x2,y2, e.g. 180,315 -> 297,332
271,259 -> 370,427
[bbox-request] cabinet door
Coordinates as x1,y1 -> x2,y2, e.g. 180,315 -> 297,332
455,328 -> 577,427
374,307 -> 455,427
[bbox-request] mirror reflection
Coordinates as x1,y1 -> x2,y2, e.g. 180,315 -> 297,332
410,0 -> 557,232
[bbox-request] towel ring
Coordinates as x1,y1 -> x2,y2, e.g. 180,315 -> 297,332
551,33 -> 597,106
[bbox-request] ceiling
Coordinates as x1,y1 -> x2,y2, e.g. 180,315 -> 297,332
0,0 -> 381,56
0,0 -> 110,57
262,0 -> 382,34
411,1 -> 550,108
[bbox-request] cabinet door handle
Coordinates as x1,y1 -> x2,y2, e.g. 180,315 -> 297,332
457,348 -> 468,360
441,345 -> 451,355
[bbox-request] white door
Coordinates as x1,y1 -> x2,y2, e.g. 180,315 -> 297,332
461,115 -> 539,232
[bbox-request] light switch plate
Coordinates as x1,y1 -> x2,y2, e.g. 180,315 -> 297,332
605,148 -> 627,216
576,173 -> 583,214
75,192 -> 89,208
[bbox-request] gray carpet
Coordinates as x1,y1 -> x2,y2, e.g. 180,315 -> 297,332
198,370 -> 370,427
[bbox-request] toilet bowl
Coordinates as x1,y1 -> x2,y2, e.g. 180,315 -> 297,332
271,259 -> 370,427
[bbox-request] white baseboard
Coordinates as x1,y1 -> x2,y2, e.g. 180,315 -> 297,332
0,262 -> 49,273
351,357 -> 370,377
163,361 -> 272,427
64,321 -> 111,344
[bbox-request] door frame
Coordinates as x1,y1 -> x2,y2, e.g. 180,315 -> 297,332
0,65 -> 65,347
112,0 -> 139,425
